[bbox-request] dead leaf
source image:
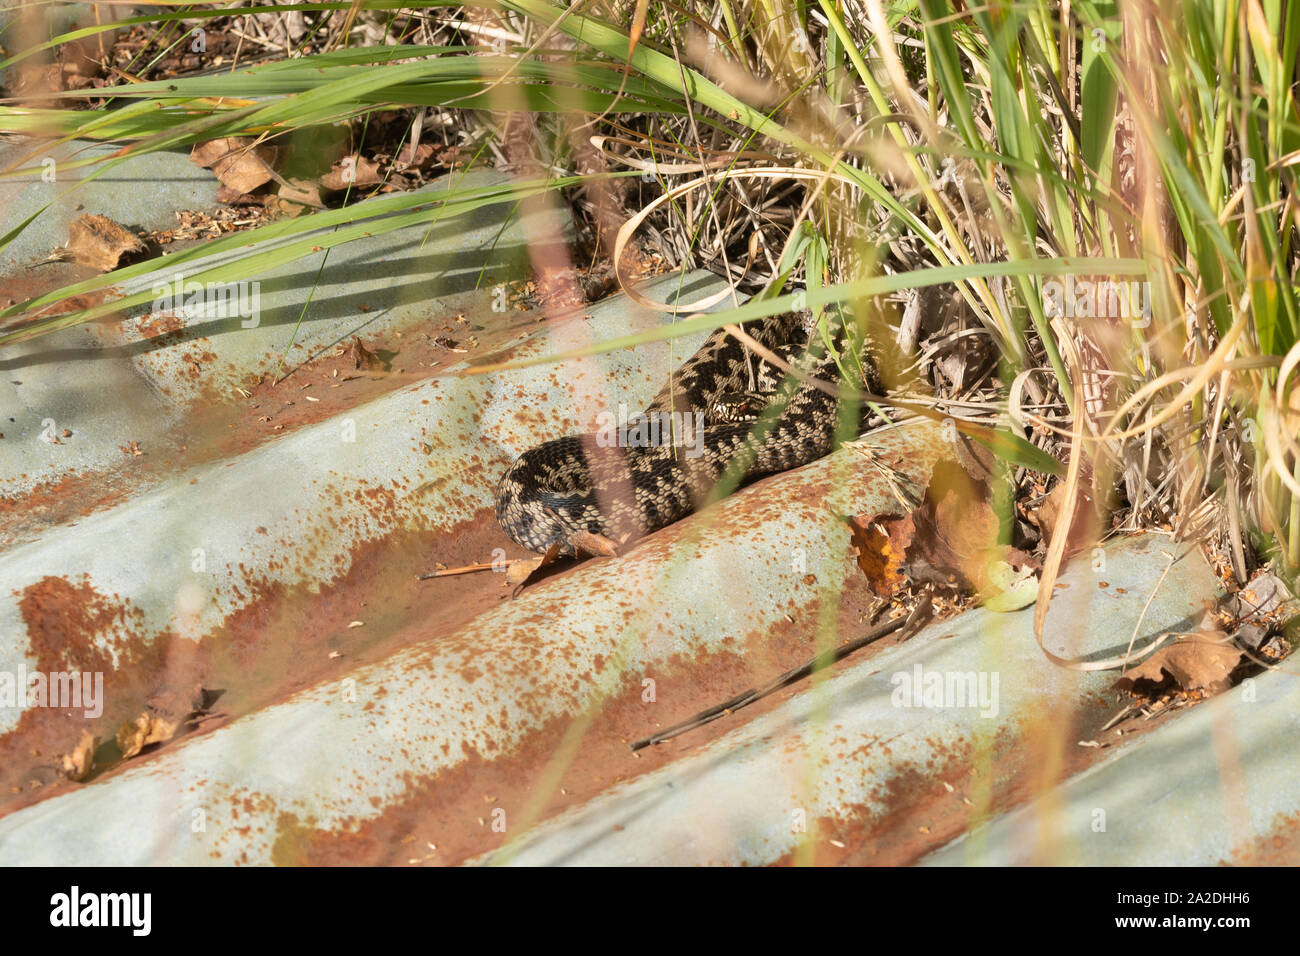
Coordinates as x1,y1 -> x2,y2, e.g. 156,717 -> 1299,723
432,335 -> 468,353
321,155 -> 382,191
60,731 -> 96,781
116,711 -> 180,760
849,512 -> 914,597
848,460 -> 1037,607
950,431 -> 997,484
505,556 -> 546,587
277,177 -> 325,209
346,336 -> 385,371
1116,633 -> 1246,695
1031,481 -> 1098,554
922,479 -> 1000,573
395,142 -> 435,169
905,461 -> 999,590
57,214 -> 145,272
191,137 -> 277,194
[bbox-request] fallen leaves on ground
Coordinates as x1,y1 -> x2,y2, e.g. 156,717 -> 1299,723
321,155 -> 383,191
503,532 -> 624,594
276,177 -> 326,211
1025,480 -> 1099,555
506,542 -> 564,592
191,137 -> 278,194
60,731 -> 96,781
568,530 -> 620,557
116,686 -> 220,762
850,460 -> 1040,610
1116,632 -> 1246,696
394,142 -> 435,169
345,336 -> 386,371
116,711 -> 180,760
55,214 -> 146,272
849,512 -> 913,598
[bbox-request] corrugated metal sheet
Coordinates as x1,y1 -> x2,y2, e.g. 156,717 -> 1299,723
0,144 -> 1287,866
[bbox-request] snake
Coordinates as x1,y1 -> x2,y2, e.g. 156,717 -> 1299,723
495,308 -> 883,555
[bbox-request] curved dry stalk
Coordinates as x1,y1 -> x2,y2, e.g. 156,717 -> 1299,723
1032,368 -> 1188,672
590,134 -> 769,175
1009,356 -> 1278,444
612,166 -> 866,312
1033,344 -> 1086,655
1096,312 -> 1246,444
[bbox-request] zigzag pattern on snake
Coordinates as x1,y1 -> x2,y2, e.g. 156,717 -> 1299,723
495,308 -> 883,554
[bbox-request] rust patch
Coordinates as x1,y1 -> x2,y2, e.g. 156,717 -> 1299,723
0,293 -> 957,863
773,688 -> 1166,865
0,268 -> 113,321
0,507 -> 534,819
271,811 -> 322,867
0,469 -> 139,543
0,290 -> 539,543
1227,811 -> 1300,865
250,558 -> 913,866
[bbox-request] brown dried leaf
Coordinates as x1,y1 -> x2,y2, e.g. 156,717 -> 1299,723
508,542 -> 567,593
849,459 -> 1037,605
395,142 -> 435,169
59,214 -> 145,272
277,177 -> 325,209
346,336 -> 385,371
950,431 -> 997,485
907,461 -> 999,590
849,512 -> 914,597
191,137 -> 276,194
1031,481 -> 1098,555
321,155 -> 383,191
116,711 -> 181,760
1117,633 -> 1245,695
432,335 -> 468,352
60,730 -> 96,781
504,558 -> 544,587
924,483 -> 999,572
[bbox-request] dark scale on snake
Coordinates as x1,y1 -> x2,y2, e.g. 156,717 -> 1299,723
495,307 -> 884,555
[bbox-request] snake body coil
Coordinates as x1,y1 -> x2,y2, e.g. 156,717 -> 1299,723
495,309 -> 882,554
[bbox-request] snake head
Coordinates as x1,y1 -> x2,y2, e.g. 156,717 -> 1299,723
711,392 -> 765,424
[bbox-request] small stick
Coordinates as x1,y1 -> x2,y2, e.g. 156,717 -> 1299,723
1099,701 -> 1136,733
631,594 -> 932,751
417,561 -> 514,580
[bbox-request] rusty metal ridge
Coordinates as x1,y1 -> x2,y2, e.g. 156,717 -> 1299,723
0,421 -> 952,864
0,270 -> 727,739
472,533 -> 1218,866
921,649 -> 1300,866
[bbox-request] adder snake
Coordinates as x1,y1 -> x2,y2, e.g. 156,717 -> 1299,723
495,308 -> 883,554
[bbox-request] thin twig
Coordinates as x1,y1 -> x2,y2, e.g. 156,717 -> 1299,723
418,561 -> 516,579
